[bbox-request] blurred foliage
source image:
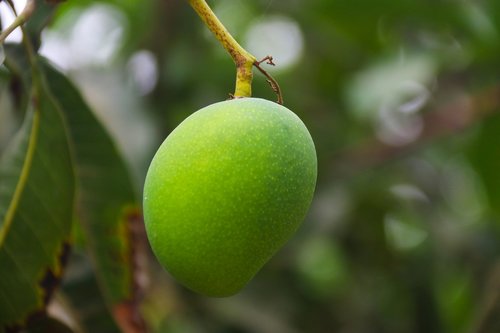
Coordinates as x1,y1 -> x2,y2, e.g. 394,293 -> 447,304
1,0 -> 500,332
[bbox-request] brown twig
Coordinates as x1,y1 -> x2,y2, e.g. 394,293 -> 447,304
256,55 -> 275,66
254,55 -> 283,105
5,0 -> 18,15
112,209 -> 149,333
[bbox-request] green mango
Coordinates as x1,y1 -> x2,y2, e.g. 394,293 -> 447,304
143,97 -> 317,297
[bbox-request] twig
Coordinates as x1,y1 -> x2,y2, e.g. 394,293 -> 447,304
254,55 -> 283,104
0,0 -> 36,44
5,0 -> 18,15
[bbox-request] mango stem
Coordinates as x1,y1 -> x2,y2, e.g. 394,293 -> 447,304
187,0 -> 256,98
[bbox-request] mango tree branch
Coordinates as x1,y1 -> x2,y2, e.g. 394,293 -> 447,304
187,0 -> 283,103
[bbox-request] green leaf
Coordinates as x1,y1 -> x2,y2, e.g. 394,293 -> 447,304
0,78 -> 75,328
41,61 -> 144,330
61,252 -> 121,333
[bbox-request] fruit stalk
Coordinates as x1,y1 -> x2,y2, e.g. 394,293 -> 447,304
187,0 -> 257,98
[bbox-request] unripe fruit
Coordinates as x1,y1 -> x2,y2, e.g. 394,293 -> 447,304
143,97 -> 317,297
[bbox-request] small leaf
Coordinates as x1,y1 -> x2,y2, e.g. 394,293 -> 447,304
0,77 -> 75,328
42,61 -> 146,332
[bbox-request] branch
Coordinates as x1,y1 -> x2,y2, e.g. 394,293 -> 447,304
0,0 -> 36,44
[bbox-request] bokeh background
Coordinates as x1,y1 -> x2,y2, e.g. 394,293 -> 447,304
2,0 -> 500,332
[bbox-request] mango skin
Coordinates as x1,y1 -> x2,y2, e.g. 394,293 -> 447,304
143,98 -> 317,297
